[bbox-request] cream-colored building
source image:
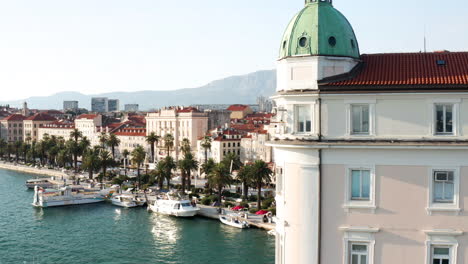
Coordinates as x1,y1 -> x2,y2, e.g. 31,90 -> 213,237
197,129 -> 242,163
23,113 -> 57,141
37,121 -> 75,141
227,104 -> 253,120
269,1 -> 468,264
114,127 -> 148,160
146,107 -> 208,161
0,114 -> 26,142
240,131 -> 271,163
74,114 -> 103,145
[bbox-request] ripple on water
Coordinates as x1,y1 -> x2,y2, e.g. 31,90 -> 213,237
0,170 -> 274,264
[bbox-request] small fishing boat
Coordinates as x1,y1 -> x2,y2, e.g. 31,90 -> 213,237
32,186 -> 105,208
110,194 -> 138,208
148,193 -> 199,217
219,214 -> 250,229
25,178 -> 56,189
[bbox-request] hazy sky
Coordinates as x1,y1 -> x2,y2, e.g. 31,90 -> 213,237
0,0 -> 466,100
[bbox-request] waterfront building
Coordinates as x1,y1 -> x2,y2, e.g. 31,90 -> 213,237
240,131 -> 271,164
38,121 -> 75,141
227,104 -> 253,119
0,114 -> 26,142
23,113 -> 57,141
74,114 -> 103,145
146,107 -> 208,161
197,128 -> 242,163
91,97 -> 108,113
124,104 -> 139,112
108,99 -> 120,112
114,127 -> 148,160
269,1 -> 468,264
63,101 -> 79,111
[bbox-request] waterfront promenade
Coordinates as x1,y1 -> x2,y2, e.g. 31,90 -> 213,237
0,162 -> 68,178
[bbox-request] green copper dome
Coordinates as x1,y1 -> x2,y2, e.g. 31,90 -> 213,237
279,0 -> 360,59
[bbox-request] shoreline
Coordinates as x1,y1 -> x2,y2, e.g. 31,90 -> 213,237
0,162 -> 68,179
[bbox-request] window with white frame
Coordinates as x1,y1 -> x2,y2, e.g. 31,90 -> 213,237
435,104 -> 454,135
349,242 -> 369,264
351,170 -> 371,201
344,166 -> 375,211
295,105 -> 312,133
351,104 -> 370,135
433,171 -> 454,203
427,168 -> 460,214
431,246 -> 451,264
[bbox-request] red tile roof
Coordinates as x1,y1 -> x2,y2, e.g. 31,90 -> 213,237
320,52 -> 468,89
3,114 -> 26,121
25,113 -> 57,121
177,107 -> 201,113
77,114 -> 99,120
114,128 -> 146,137
227,104 -> 250,111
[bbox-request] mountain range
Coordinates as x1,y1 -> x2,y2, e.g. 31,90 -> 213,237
1,70 -> 276,111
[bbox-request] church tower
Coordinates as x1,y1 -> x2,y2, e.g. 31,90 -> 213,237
22,101 -> 29,117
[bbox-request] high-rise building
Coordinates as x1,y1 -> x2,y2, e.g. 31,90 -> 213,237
91,97 -> 108,113
124,104 -> 139,112
63,101 -> 79,111
108,99 -> 120,112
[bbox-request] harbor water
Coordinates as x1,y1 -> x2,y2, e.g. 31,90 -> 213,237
0,169 -> 274,264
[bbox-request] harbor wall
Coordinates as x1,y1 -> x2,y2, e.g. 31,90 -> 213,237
0,162 -> 67,178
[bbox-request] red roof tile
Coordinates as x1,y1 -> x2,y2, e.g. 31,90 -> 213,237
320,52 -> 468,88
77,114 -> 99,120
3,114 -> 26,121
25,113 -> 57,121
227,104 -> 249,111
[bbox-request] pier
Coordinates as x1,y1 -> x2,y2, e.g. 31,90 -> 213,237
198,205 -> 275,231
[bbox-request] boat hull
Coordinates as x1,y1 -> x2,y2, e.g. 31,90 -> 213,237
219,215 -> 249,229
111,200 -> 138,208
33,197 -> 105,208
148,204 -> 199,217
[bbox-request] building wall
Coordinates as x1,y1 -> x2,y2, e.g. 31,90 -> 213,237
0,120 -> 24,142
37,127 -> 73,141
241,133 -> 272,163
23,120 -> 55,141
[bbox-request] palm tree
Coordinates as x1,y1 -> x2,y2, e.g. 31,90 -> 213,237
237,164 -> 252,200
250,160 -> 273,210
0,138 -> 7,160
122,149 -> 130,176
163,133 -> 174,157
98,149 -> 113,188
66,139 -> 80,171
14,141 -> 22,163
180,138 -> 191,156
208,162 -> 233,205
82,148 -> 100,180
222,153 -> 242,172
145,132 -> 160,163
201,158 -> 216,176
131,145 -> 146,188
162,155 -> 176,188
200,136 -> 212,164
98,132 -> 108,149
152,161 -> 166,190
70,129 -> 82,142
178,152 -> 198,193
106,134 -> 120,160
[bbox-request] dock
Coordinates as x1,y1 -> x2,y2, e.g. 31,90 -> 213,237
197,205 -> 275,231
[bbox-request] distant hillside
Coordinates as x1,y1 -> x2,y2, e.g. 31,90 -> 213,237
1,70 -> 276,111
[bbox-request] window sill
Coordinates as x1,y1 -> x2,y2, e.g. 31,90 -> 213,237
343,203 -> 376,213
426,206 -> 461,215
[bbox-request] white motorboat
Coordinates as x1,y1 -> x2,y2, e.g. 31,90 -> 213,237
110,194 -> 137,208
148,193 -> 199,217
219,214 -> 250,229
32,186 -> 105,208
25,178 -> 56,189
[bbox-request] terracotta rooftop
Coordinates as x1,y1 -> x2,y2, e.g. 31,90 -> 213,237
227,104 -> 250,111
3,114 -> 26,121
25,113 -> 57,121
177,107 -> 201,113
76,114 -> 99,120
319,52 -> 468,90
114,127 -> 146,137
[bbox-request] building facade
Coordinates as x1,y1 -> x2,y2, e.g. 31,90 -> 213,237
38,121 -> 75,141
124,104 -> 139,112
91,97 -> 108,113
227,104 -> 254,120
240,131 -> 271,163
146,107 -> 208,161
63,101 -> 79,111
269,1 -> 468,264
23,113 -> 57,141
108,99 -> 120,112
0,114 -> 26,142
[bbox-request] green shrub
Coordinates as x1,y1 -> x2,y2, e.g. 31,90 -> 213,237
268,207 -> 276,216
248,195 -> 258,202
262,197 -> 275,209
249,208 -> 257,214
201,197 -> 212,206
224,201 -> 234,207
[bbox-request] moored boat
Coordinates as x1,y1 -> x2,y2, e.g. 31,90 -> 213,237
32,186 -> 105,208
25,178 -> 56,189
147,193 -> 199,217
219,214 -> 250,229
110,194 -> 138,208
